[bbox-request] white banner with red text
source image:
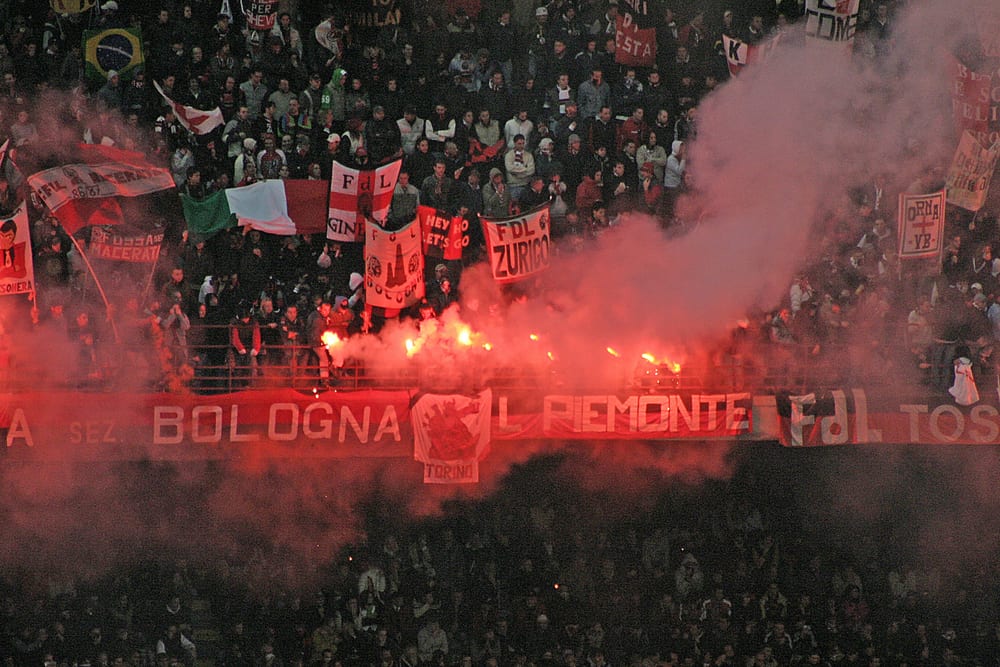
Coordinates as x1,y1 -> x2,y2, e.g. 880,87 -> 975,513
481,205 -> 551,284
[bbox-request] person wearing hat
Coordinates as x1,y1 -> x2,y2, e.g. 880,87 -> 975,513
97,69 -> 122,110
534,137 -> 562,181
483,167 -> 512,218
526,6 -> 550,81
233,136 -> 258,184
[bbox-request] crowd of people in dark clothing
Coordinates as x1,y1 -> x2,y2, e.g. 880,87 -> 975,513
3,449 -> 1000,667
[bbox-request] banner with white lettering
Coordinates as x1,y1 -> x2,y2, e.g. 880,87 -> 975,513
418,205 -> 468,261
722,34 -> 780,76
242,0 -> 278,30
364,217 -> 424,310
897,190 -> 945,260
0,205 -> 33,297
481,205 -> 551,285
950,56 -> 994,142
614,14 -> 656,67
773,388 -> 1000,446
946,131 -> 1000,212
804,0 -> 860,47
412,390 -> 492,484
28,161 -> 175,213
328,160 -> 401,242
90,227 -> 164,263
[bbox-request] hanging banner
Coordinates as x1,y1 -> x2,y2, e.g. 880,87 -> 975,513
481,205 -> 551,284
364,218 -> 424,310
897,190 -> 945,260
614,14 -> 656,67
329,160 -> 401,242
242,0 -> 279,31
0,205 -> 33,297
722,34 -> 780,76
804,0 -> 860,47
412,390 -> 492,484
950,56 -> 994,140
90,227 -> 164,263
418,205 -> 468,261
945,131 -> 1000,212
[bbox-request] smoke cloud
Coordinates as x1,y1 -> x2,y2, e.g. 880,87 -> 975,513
1,0 -> 998,590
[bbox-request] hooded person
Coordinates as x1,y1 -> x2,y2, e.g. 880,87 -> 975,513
664,140 -> 685,189
321,67 -> 349,126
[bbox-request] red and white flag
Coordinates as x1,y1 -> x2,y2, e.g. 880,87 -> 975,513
154,81 -> 224,135
328,159 -> 401,242
722,34 -> 780,76
412,389 -> 492,484
364,217 -> 424,311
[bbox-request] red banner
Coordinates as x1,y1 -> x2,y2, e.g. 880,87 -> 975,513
417,205 -> 467,261
614,15 -> 656,67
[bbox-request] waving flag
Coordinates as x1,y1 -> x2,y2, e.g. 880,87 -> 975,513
182,180 -> 329,239
28,144 -> 174,215
154,81 -> 224,135
84,27 -> 144,83
722,34 -> 781,76
328,160 -> 401,242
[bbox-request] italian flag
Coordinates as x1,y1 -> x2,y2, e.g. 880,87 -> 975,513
181,180 -> 330,239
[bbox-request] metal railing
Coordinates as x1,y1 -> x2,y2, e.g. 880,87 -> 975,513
4,323 -> 957,396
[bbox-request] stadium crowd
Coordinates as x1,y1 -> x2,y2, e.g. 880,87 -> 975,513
2,451 -> 1000,667
0,0 -> 995,396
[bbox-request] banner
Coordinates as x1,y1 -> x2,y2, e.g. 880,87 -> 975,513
418,205 -> 468,261
804,0 -> 860,47
154,82 -> 224,135
412,390 -> 492,484
722,34 -> 780,76
897,190 -> 945,260
1,390 -> 412,460
242,0 -> 279,31
773,389 -> 1000,446
28,154 -> 175,213
614,14 -> 656,67
950,56 -> 998,147
84,27 -> 144,83
50,0 -> 96,13
364,218 -> 424,310
481,205 -> 551,284
946,131 -> 1000,212
0,205 -> 33,297
90,227 -> 163,263
342,0 -> 403,42
328,160 -> 401,242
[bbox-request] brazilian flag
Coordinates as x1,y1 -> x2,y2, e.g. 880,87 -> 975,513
84,27 -> 144,84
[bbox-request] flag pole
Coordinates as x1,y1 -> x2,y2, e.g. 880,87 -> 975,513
65,231 -> 120,343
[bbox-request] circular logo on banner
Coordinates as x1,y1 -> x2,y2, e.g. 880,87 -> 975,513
86,29 -> 142,79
